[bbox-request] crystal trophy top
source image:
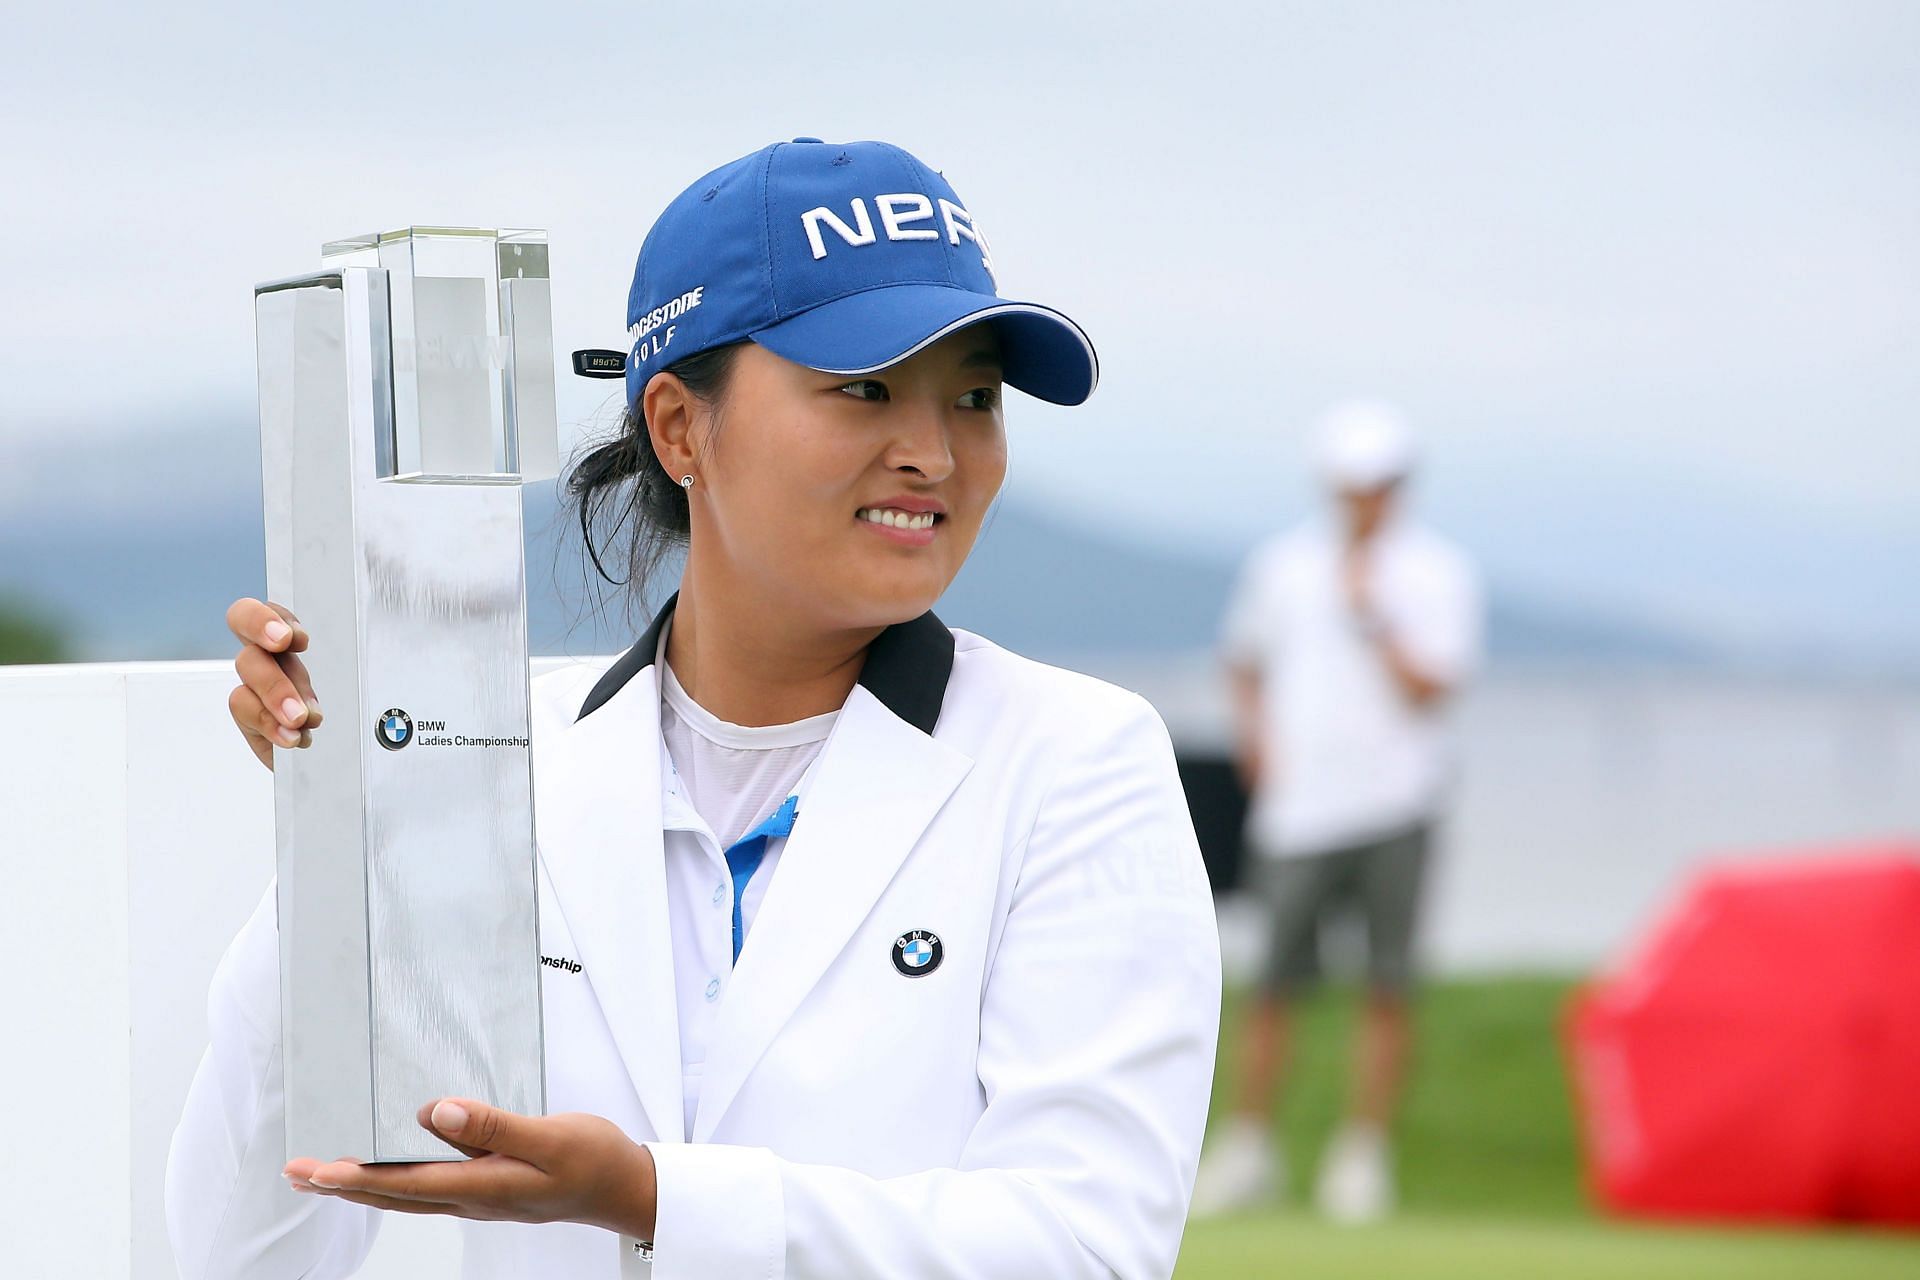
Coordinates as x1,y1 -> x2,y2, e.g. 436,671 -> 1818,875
321,226 -> 559,482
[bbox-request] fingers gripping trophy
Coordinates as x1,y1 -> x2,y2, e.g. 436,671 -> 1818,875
246,228 -> 558,1163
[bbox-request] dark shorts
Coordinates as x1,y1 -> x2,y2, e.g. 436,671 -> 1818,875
1250,822 -> 1433,998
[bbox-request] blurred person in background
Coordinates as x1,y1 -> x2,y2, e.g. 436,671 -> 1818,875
1191,401 -> 1484,1222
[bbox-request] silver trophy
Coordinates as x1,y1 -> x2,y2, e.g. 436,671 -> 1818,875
253,227 -> 556,1162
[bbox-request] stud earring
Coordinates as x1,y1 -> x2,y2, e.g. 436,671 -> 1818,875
680,474 -> 695,489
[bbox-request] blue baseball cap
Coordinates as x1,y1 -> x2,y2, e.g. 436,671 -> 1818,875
622,138 -> 1098,409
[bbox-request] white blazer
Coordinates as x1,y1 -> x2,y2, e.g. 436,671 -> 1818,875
166,600 -> 1223,1279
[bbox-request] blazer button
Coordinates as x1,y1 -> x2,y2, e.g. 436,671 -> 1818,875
705,977 -> 721,1002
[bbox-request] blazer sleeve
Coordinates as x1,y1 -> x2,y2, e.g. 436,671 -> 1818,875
165,879 -> 384,1280
630,690 -> 1223,1280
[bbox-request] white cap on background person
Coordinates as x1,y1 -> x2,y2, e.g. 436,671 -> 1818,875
1314,399 -> 1417,491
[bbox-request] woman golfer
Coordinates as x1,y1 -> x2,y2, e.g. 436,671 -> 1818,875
168,137 -> 1221,1280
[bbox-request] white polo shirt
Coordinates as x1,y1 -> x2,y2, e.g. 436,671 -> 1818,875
653,615 -> 836,1140
1220,516 -> 1483,858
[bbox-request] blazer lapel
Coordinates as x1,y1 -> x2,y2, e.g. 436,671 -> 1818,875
692,619 -> 973,1144
557,593 -> 972,1148
537,607 -> 686,1145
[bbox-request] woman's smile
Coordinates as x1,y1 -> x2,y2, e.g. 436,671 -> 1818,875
856,505 -> 944,546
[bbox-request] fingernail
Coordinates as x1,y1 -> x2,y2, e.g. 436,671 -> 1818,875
276,725 -> 300,745
308,1174 -> 340,1189
264,621 -> 291,644
434,1101 -> 469,1134
282,697 -> 307,726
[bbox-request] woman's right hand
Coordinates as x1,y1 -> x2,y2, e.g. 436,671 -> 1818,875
226,597 -> 325,771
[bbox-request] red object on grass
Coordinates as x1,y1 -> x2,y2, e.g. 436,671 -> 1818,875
1567,845 -> 1920,1227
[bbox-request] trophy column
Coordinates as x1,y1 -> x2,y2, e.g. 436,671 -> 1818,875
253,227 -> 555,1163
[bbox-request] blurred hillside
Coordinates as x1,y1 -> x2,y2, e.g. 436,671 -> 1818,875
0,440 -> 1800,674
0,593 -> 71,664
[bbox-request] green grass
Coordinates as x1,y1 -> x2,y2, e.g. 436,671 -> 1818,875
1177,1212 -> 1920,1279
1174,977 -> 1918,1277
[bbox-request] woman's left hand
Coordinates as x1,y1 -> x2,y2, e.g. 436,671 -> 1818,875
284,1099 -> 656,1240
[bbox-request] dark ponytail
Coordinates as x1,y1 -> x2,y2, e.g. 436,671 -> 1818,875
555,341 -> 744,628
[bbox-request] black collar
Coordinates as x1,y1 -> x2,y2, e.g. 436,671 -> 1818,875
574,590 -> 955,735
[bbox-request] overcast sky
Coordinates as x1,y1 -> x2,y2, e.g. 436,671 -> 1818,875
3,1 -> 1915,658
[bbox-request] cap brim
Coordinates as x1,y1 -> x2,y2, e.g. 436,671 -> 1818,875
749,283 -> 1099,406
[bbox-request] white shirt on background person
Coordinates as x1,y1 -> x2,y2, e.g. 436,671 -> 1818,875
1220,515 -> 1484,858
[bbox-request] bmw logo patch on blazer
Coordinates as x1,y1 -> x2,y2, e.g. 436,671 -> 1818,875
891,929 -> 944,977
168,588 -> 1223,1279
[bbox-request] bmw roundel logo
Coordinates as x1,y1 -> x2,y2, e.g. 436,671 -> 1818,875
375,707 -> 413,751
892,929 -> 944,978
